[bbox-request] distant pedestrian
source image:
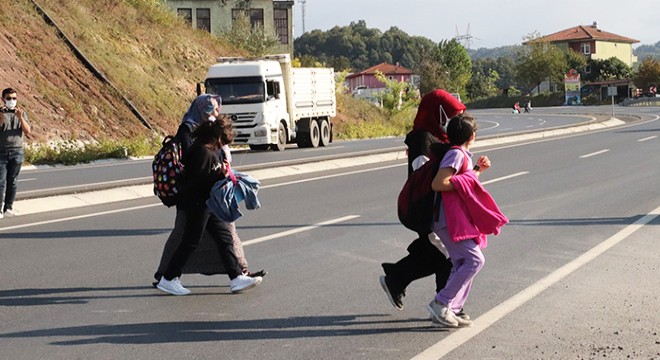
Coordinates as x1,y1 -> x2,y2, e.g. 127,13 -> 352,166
426,114 -> 508,328
524,100 -> 532,113
512,101 -> 521,114
0,88 -> 31,218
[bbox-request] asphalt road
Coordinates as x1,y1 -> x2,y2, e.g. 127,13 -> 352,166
15,105 -> 631,200
0,111 -> 658,359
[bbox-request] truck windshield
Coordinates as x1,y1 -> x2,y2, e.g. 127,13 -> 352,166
205,76 -> 265,104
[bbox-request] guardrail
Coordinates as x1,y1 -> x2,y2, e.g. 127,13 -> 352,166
621,97 -> 660,106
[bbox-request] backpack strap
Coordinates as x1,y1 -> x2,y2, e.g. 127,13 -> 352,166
433,146 -> 469,224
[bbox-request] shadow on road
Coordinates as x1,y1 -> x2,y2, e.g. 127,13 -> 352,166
0,315 -> 435,345
0,286 -> 230,306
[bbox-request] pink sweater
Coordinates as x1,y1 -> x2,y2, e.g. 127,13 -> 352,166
442,170 -> 508,248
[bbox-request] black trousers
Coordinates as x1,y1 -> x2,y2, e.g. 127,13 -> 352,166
383,234 -> 453,294
163,205 -> 242,280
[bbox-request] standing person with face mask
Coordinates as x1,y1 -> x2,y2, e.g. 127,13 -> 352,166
0,88 -> 31,218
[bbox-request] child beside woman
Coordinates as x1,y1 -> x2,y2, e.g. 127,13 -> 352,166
427,114 -> 508,328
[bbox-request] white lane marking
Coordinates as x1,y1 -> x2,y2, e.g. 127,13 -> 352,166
579,149 -> 609,158
17,178 -> 36,182
481,172 -> 529,185
260,163 -> 404,189
638,135 -> 657,142
411,204 -> 660,360
0,204 -> 161,232
477,120 -> 500,131
18,177 -> 151,195
242,215 -> 360,246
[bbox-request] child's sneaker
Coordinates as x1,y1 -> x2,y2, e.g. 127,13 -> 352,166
427,300 -> 458,328
230,274 -> 262,293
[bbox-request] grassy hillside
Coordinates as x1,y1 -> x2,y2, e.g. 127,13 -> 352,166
1,0 -> 239,143
1,0 -> 412,152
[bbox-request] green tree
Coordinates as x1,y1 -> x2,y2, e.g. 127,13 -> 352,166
294,20 -> 435,73
373,70 -> 415,112
583,57 -> 632,82
470,57 -> 520,95
633,56 -> 660,89
515,34 -> 566,93
220,12 -> 280,56
467,68 -> 499,99
418,39 -> 472,95
563,48 -> 588,75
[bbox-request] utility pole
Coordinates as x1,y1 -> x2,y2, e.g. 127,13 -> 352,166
300,0 -> 307,33
454,23 -> 475,49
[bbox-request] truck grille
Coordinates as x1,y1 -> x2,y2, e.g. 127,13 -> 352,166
228,112 -> 258,128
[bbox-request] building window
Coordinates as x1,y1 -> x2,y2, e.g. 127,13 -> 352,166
274,9 -> 288,44
196,8 -> 211,32
177,8 -> 192,25
232,8 -> 264,27
581,43 -> 591,55
250,9 -> 264,27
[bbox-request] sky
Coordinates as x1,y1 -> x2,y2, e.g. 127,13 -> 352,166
293,0 -> 660,49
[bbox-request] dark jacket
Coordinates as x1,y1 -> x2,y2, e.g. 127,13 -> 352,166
404,129 -> 440,176
178,143 -> 226,208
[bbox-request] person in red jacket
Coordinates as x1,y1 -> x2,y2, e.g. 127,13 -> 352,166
380,89 -> 466,311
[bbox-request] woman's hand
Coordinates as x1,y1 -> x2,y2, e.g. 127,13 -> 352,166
219,160 -> 230,177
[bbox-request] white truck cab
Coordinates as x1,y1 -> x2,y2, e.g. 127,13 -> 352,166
202,54 -> 336,151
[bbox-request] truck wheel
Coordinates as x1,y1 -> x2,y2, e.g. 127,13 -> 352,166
309,120 -> 320,148
271,122 -> 287,151
319,119 -> 330,147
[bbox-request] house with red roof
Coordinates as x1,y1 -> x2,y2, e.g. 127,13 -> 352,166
345,62 -> 419,94
531,21 -> 639,67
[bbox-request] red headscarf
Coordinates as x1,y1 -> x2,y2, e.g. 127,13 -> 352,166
412,89 -> 466,142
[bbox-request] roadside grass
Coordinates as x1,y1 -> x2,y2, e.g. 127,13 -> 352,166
333,94 -> 416,140
25,136 -> 161,165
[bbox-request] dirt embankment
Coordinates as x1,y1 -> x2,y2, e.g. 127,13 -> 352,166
0,0 -> 238,144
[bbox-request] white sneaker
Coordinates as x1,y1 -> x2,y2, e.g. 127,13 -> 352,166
0,212 -> 4,219
157,277 -> 191,295
3,209 -> 14,217
230,274 -> 262,293
427,300 -> 458,328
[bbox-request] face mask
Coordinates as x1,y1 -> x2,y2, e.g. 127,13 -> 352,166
4,99 -> 17,110
208,115 -> 217,122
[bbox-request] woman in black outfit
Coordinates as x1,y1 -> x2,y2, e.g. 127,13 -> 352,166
156,119 -> 262,295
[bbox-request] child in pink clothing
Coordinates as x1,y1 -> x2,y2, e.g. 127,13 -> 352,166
426,114 -> 507,328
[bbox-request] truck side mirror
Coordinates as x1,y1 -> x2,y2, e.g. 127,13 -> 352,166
267,81 -> 281,100
273,82 -> 281,99
196,82 -> 204,96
